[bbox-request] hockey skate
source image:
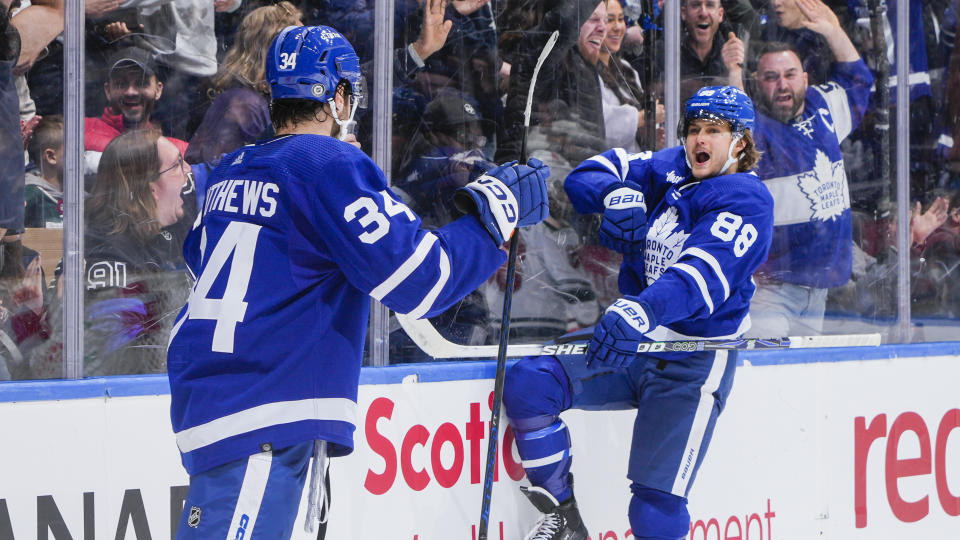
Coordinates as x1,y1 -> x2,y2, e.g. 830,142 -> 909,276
520,483 -> 588,540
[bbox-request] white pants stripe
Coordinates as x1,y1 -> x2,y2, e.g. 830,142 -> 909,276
226,450 -> 272,540
670,350 -> 729,496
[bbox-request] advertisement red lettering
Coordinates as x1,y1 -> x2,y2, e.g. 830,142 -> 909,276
363,393 -> 526,493
854,408 -> 960,528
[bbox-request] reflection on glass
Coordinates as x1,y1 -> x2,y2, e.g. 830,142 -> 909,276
5,0 -> 960,375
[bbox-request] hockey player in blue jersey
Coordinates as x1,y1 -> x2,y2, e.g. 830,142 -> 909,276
166,26 -> 550,538
746,0 -> 873,338
502,86 -> 774,540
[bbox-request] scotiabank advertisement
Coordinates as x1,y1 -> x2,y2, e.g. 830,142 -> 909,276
0,348 -> 958,539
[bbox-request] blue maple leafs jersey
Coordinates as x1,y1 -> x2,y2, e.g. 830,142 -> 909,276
167,135 -> 506,475
753,59 -> 873,288
565,146 -> 774,342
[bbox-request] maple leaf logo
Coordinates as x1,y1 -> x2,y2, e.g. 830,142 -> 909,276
650,206 -> 690,250
665,170 -> 682,184
645,206 -> 690,283
796,150 -> 849,222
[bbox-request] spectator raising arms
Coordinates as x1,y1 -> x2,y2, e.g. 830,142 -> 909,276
747,0 -> 873,338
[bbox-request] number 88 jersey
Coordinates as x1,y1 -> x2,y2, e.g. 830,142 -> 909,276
564,145 -> 774,345
167,134 -> 506,475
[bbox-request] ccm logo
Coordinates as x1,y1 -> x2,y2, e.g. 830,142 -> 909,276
854,409 -> 960,528
476,176 -> 517,225
234,514 -> 250,539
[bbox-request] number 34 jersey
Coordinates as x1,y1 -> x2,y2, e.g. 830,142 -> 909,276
565,146 -> 775,342
167,135 -> 506,475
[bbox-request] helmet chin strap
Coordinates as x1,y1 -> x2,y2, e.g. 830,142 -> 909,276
684,132 -> 743,175
720,132 -> 743,175
329,96 -> 358,141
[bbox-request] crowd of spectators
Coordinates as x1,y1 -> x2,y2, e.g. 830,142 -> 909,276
2,0 -> 960,378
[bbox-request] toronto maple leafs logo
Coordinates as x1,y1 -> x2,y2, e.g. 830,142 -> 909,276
665,170 -> 683,184
644,206 -> 690,283
796,150 -> 849,222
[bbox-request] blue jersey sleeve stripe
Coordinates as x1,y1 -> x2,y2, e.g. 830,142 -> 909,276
587,154 -> 621,180
176,397 -> 358,453
679,247 -> 730,301
671,263 -> 714,314
405,244 -> 451,320
369,233 -> 439,301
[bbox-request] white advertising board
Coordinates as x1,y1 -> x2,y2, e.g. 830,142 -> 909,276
0,349 -> 958,539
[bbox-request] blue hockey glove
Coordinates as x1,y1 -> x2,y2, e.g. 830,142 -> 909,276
455,158 -> 551,245
586,298 -> 656,368
597,186 -> 648,262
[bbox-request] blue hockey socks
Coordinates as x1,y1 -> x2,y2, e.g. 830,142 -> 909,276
628,483 -> 690,540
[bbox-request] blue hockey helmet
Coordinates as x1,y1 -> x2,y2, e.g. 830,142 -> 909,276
266,25 -> 365,106
679,85 -> 755,139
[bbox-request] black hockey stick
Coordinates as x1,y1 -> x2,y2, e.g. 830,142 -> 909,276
477,29 -> 559,540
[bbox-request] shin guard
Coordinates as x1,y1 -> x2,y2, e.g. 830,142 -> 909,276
513,417 -> 573,502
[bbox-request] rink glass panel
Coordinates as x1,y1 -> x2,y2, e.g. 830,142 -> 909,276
1,7 -> 66,381
15,0 -> 957,379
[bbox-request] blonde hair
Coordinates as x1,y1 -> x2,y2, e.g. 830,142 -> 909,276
211,2 -> 302,95
88,129 -> 164,242
736,130 -> 761,172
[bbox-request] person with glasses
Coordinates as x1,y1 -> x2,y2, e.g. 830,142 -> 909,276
26,128 -> 196,378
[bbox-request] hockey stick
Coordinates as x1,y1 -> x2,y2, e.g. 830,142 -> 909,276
477,29 -> 559,540
395,309 -> 881,357
394,312 -> 883,357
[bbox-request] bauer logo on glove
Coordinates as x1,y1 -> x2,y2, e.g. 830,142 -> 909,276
609,298 -> 650,334
603,187 -> 647,211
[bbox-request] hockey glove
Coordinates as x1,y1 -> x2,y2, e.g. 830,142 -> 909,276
455,158 -> 550,246
586,298 -> 655,368
597,186 -> 648,262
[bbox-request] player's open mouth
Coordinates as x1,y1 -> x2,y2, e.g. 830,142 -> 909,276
695,151 -> 710,164
775,93 -> 792,104
697,23 -> 711,30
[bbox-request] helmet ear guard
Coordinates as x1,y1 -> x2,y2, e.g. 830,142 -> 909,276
266,25 -> 364,105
